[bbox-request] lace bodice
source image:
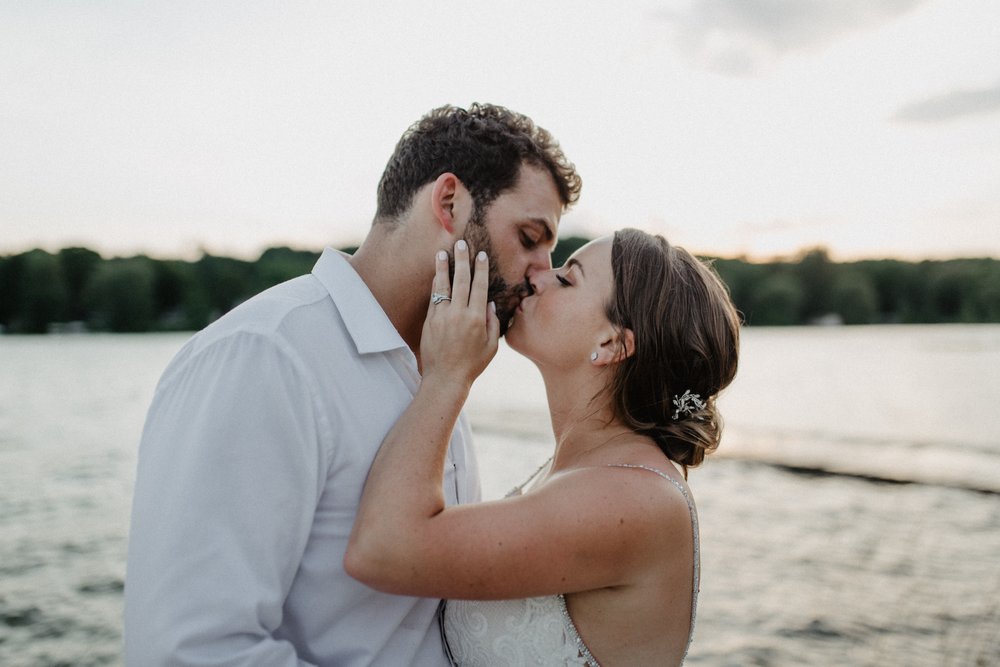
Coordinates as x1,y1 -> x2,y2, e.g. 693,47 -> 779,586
441,464 -> 700,666
442,594 -> 596,666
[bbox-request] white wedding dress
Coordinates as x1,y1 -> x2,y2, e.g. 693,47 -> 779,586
440,464 -> 700,666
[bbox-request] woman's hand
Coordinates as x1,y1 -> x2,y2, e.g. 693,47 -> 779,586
420,239 -> 500,389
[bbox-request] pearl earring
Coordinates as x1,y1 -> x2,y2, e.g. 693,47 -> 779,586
590,352 -> 598,362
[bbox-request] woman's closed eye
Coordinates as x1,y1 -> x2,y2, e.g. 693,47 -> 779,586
556,274 -> 571,287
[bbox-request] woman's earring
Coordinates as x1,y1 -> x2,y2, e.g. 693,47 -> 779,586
590,352 -> 599,362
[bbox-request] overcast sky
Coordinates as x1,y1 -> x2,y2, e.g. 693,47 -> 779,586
2,0 -> 999,261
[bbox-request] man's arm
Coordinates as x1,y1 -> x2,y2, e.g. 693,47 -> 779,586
124,332 -> 328,666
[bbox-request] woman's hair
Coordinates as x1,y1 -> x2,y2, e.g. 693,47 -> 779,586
375,103 -> 581,222
606,228 -> 741,476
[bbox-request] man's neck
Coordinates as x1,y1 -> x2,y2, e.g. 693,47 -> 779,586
348,225 -> 433,358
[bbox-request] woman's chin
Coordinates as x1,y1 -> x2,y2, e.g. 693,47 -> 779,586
503,321 -> 525,351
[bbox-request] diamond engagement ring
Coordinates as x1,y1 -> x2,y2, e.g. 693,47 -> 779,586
431,292 -> 452,305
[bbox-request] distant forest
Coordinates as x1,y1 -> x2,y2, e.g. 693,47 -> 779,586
1,238 -> 999,333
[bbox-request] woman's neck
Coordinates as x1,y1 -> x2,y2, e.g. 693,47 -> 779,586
540,370 -> 633,471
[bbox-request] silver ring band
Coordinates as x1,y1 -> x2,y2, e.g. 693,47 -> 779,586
431,292 -> 452,305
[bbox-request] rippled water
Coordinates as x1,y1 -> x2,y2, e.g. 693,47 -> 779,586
0,334 -> 180,666
1,327 -> 999,665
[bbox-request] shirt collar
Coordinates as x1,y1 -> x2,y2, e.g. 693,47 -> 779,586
312,248 -> 409,355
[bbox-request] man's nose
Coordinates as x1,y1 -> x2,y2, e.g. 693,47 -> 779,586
525,252 -> 552,281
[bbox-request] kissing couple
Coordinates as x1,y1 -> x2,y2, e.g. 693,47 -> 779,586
125,103 -> 740,666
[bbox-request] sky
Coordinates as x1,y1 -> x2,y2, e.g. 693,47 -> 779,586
2,0 -> 999,262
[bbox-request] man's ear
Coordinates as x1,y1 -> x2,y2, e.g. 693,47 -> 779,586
430,173 -> 460,234
591,328 -> 636,366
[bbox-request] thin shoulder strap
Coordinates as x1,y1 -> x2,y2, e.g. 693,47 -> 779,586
606,463 -> 695,510
506,456 -> 553,497
607,463 -> 700,664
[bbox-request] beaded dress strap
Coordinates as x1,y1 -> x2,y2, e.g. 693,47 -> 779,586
505,455 -> 553,497
556,593 -> 601,666
606,463 -> 700,665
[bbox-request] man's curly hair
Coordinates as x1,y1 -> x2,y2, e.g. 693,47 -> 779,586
375,103 -> 581,222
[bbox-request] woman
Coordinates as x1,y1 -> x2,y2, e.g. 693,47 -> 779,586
345,228 -> 740,666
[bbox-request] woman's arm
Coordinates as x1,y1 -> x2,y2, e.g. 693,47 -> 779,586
344,242 -> 689,600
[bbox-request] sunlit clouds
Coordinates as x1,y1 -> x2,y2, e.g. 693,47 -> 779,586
651,0 -> 929,76
892,80 -> 1000,123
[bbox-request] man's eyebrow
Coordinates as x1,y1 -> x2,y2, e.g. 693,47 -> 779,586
565,258 -> 585,277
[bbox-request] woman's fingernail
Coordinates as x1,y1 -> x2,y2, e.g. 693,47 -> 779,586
477,251 -> 487,262
437,250 -> 448,261
490,301 -> 496,313
456,240 -> 467,251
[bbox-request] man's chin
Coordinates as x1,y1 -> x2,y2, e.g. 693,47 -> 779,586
489,283 -> 524,337
497,309 -> 515,337
493,299 -> 518,337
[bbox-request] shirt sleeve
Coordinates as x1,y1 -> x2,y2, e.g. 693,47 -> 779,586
124,331 -> 329,666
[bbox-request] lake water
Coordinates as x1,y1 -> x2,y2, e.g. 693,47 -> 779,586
1,326 -> 998,666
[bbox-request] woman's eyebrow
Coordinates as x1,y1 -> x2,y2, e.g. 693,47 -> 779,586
565,258 -> 585,277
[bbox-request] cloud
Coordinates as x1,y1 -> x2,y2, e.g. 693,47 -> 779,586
892,81 -> 1000,123
653,0 -> 928,76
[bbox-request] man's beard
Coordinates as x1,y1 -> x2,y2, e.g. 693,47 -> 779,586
456,209 -> 524,337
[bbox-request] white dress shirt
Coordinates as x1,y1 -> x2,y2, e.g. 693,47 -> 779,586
125,248 -> 480,666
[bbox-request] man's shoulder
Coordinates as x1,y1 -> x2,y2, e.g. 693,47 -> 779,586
171,274 -> 344,363
205,274 -> 331,338
155,274 -> 347,394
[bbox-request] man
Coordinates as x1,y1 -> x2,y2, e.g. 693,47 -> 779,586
124,103 -> 581,666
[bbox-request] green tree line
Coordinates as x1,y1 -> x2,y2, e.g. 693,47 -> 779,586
1,240 -> 998,334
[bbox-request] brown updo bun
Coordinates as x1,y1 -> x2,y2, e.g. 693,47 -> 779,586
605,229 -> 741,475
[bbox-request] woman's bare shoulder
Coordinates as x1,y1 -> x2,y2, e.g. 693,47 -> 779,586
540,458 -> 694,546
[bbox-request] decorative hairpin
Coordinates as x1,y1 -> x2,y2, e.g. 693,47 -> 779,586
671,390 -> 705,421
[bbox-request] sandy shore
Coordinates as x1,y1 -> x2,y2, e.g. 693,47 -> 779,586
474,430 -> 1000,667
687,459 -> 1000,666
1,432 -> 998,666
